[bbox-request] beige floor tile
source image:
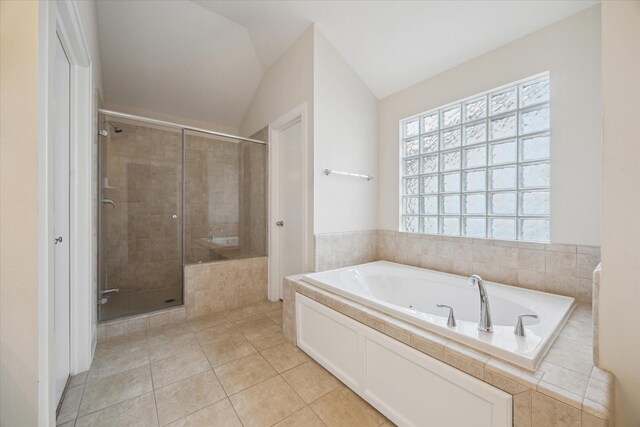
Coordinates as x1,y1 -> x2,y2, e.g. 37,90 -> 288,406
274,406 -> 326,427
199,332 -> 257,367
188,312 -> 231,332
151,346 -> 211,388
282,361 -> 340,403
214,353 -> 278,395
146,322 -> 192,340
148,332 -> 199,363
227,302 -> 270,321
88,338 -> 149,383
227,306 -> 262,321
261,342 -> 310,373
56,385 -> 83,424
166,399 -> 242,427
265,308 -> 284,326
154,370 -> 226,426
194,323 -> 238,344
310,386 -> 386,427
79,365 -> 153,416
243,323 -> 286,351
229,376 -> 305,427
69,371 -> 88,388
96,331 -> 147,350
252,300 -> 283,312
233,313 -> 277,334
75,392 -> 158,427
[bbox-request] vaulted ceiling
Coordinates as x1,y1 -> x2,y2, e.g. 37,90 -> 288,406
97,0 -> 598,128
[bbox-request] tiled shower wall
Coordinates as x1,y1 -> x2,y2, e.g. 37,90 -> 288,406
239,127 -> 268,256
314,230 -> 600,303
184,133 -> 241,264
102,123 -> 183,319
182,127 -> 269,319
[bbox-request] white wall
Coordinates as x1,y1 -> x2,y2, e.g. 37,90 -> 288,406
377,6 -> 602,246
240,25 -> 314,138
313,28 -> 378,234
599,1 -> 640,425
240,25 -> 315,269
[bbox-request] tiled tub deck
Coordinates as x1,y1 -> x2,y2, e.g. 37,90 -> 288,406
283,277 -> 614,427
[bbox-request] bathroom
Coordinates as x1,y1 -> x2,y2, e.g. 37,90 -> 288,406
0,1 -> 638,426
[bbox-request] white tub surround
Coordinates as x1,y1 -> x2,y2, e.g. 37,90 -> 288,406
304,261 -> 574,370
297,293 -> 512,427
283,271 -> 614,426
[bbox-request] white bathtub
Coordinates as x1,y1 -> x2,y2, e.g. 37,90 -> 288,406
302,261 -> 575,369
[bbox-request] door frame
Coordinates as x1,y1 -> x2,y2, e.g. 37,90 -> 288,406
268,103 -> 311,300
38,1 -> 95,424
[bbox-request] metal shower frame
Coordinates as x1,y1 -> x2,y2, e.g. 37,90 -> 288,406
96,108 -> 267,321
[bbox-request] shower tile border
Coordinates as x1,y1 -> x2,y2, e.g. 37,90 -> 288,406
97,306 -> 187,341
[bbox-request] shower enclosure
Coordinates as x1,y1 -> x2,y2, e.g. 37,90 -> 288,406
97,111 -> 267,321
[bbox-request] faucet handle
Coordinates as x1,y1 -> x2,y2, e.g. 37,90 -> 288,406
436,304 -> 457,327
514,314 -> 538,337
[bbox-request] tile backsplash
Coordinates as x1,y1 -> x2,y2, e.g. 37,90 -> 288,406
314,230 -> 600,303
314,231 -> 378,271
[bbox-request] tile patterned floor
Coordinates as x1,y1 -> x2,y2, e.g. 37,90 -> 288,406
57,300 -> 392,427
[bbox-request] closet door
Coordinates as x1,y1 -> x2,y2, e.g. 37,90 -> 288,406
53,32 -> 71,406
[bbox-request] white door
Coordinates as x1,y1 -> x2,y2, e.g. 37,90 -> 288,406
53,33 -> 71,406
272,119 -> 306,298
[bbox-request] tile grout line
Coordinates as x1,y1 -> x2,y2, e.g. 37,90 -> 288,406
194,320 -> 248,427
278,360 -> 341,407
147,335 -> 162,427
72,390 -> 156,423
56,374 -> 86,426
226,351 -> 307,427
75,337 -> 154,423
209,313 -> 312,426
193,320 -> 248,427
154,343 -> 228,424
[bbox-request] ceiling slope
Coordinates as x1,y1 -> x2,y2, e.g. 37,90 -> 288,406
196,0 -> 599,99
97,0 -> 598,127
97,0 -> 263,128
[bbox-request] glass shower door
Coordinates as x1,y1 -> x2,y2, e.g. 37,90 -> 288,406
98,114 -> 183,320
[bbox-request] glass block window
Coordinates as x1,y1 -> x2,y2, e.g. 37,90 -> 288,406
400,74 -> 550,242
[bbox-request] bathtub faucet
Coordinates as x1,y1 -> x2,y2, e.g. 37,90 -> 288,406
468,275 -> 493,333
